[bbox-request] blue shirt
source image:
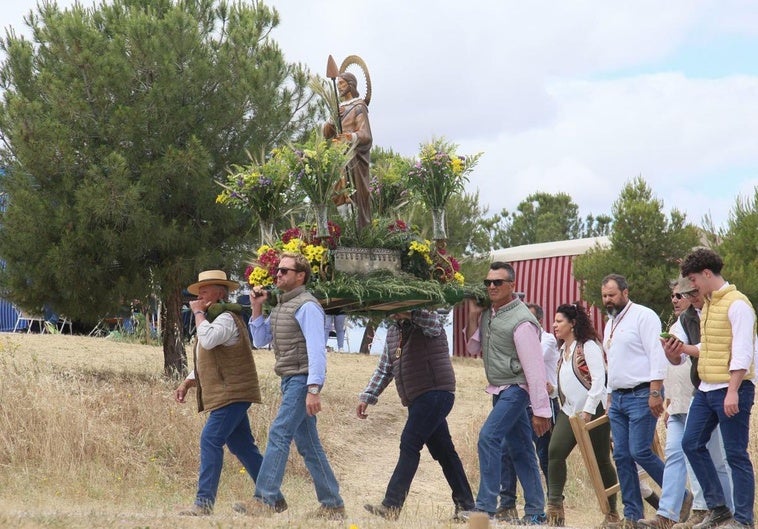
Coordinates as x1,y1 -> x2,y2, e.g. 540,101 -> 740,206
249,301 -> 327,387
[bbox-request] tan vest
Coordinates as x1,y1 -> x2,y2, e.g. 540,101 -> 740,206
270,286 -> 323,377
699,285 -> 756,383
195,312 -> 262,412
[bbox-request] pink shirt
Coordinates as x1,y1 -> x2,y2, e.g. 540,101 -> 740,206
466,316 -> 552,419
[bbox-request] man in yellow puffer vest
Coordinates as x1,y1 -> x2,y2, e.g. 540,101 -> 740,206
670,249 -> 756,529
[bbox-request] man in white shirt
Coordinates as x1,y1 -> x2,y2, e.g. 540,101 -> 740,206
669,249 -> 755,529
601,273 -> 667,527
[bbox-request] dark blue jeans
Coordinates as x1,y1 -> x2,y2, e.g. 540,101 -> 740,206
196,401 -> 262,509
682,382 -> 754,526
384,390 -> 474,511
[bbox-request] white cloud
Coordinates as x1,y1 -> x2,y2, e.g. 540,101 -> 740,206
4,0 -> 758,231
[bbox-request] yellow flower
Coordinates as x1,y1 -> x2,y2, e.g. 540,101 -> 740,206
257,244 -> 273,256
247,266 -> 273,286
282,238 -> 303,253
215,193 -> 228,204
454,272 -> 465,285
449,156 -> 464,175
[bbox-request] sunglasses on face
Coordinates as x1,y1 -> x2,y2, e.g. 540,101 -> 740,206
671,293 -> 684,300
483,279 -> 513,287
276,267 -> 299,276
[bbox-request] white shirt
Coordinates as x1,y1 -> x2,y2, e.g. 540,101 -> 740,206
604,302 -> 668,390
558,339 -> 607,416
541,330 -> 560,397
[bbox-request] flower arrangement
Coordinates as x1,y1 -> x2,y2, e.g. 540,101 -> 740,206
369,151 -> 411,216
244,221 -> 343,287
285,134 -> 355,207
216,148 -> 295,224
406,138 -> 482,209
403,237 -> 465,285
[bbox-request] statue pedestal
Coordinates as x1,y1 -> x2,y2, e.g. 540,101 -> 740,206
333,247 -> 401,274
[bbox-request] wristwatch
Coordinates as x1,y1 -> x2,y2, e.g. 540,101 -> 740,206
307,385 -> 320,395
649,389 -> 662,398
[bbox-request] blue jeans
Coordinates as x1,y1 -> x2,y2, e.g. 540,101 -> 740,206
682,382 -> 754,526
196,401 -> 262,508
686,421 -> 732,511
658,413 -> 690,521
384,390 -> 474,510
254,375 -> 343,508
477,386 -> 544,515
609,387 -> 664,521
499,397 -> 558,508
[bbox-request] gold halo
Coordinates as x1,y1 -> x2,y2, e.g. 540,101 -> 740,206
339,55 -> 372,106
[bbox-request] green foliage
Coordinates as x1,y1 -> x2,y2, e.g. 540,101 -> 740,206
0,0 -> 319,370
717,187 -> 758,306
485,192 -> 613,249
369,146 -> 412,217
573,176 -> 699,320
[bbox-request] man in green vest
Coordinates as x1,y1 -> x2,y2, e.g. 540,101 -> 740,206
234,252 -> 346,520
174,270 -> 263,516
675,249 -> 755,529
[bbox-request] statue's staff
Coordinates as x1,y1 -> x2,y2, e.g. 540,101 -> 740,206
326,55 -> 342,134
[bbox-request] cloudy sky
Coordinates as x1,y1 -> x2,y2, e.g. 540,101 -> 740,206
4,1 -> 758,231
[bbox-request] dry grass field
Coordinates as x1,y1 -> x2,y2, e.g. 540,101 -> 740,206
1,333 -> 756,529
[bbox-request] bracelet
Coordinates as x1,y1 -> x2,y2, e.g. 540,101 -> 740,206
193,311 -> 204,316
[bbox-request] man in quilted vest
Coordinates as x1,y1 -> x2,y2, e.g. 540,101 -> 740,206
235,252 -> 346,520
174,270 -> 263,516
460,261 -> 552,524
674,249 -> 756,529
358,309 -> 475,521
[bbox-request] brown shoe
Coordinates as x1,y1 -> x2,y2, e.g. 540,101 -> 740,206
496,506 -> 519,522
596,512 -> 622,529
310,504 -> 346,521
232,499 -> 277,517
639,515 -> 676,529
365,503 -> 400,521
673,510 -> 709,529
607,518 -> 643,529
178,504 -> 212,516
547,502 -> 565,526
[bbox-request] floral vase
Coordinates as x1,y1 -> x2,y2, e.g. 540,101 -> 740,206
259,220 -> 276,246
315,203 -> 330,238
431,207 -> 447,242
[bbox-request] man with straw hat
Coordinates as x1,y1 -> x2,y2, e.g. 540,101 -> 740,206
174,270 -> 263,516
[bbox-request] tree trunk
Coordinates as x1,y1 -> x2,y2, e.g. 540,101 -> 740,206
359,322 -> 374,354
162,285 -> 187,378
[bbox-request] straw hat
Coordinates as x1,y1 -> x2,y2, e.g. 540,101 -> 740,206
187,270 -> 239,295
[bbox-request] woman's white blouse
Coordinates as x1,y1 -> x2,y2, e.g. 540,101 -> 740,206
558,339 -> 608,416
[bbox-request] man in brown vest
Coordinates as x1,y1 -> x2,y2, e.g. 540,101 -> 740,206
235,252 -> 346,520
174,270 -> 263,516
358,309 -> 475,521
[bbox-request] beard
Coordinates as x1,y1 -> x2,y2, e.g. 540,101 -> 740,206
605,300 -> 628,317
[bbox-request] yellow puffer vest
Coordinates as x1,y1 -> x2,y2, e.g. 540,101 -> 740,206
699,284 -> 756,383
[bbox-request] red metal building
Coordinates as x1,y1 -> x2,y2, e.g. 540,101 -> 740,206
453,237 -> 610,357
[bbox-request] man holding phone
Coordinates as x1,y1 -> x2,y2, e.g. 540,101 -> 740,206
667,249 -> 755,529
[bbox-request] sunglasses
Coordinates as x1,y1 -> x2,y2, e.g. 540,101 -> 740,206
275,267 -> 299,275
483,279 -> 513,287
671,293 -> 684,300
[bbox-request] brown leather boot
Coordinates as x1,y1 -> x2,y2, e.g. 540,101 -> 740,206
547,502 -> 565,526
